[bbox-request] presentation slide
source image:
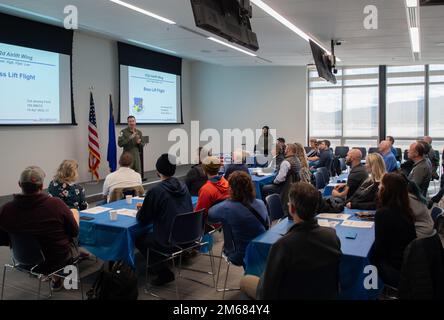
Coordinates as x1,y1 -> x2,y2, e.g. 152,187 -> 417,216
0,42 -> 72,125
120,65 -> 181,124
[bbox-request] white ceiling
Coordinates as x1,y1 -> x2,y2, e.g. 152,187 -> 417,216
1,0 -> 444,66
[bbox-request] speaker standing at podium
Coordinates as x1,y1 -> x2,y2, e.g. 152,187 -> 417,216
118,116 -> 146,175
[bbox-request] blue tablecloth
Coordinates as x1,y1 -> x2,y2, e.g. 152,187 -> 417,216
79,199 -> 150,267
323,173 -> 349,197
249,169 -> 276,200
244,208 -> 382,300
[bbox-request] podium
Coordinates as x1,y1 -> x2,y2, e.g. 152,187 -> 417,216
139,136 -> 149,181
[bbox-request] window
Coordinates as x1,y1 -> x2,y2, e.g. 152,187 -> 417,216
429,65 -> 444,138
308,66 -> 379,146
308,64 -> 444,149
386,66 -> 425,139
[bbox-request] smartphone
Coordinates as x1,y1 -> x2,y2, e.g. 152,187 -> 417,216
345,231 -> 357,240
80,216 -> 95,221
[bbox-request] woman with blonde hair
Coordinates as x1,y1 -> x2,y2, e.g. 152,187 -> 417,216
294,142 -> 313,184
346,153 -> 386,210
48,160 -> 88,210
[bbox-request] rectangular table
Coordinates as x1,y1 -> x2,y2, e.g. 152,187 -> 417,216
244,208 -> 382,300
323,173 -> 349,197
79,199 -> 150,267
248,169 -> 276,200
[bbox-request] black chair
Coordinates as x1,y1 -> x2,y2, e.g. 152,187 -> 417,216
314,171 -> 326,190
334,146 -> 349,158
368,147 -> 379,154
1,233 -> 83,300
304,147 -> 312,154
399,231 -> 444,300
215,223 -> 244,300
317,167 -> 330,185
144,209 -> 214,299
396,148 -> 403,162
339,158 -> 347,172
265,194 -> 285,223
404,149 -> 409,161
431,207 -> 443,224
352,147 -> 367,159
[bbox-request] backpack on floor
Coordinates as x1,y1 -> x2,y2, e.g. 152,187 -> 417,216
87,261 -> 138,300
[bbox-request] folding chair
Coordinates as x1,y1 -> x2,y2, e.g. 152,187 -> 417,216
1,233 -> 83,300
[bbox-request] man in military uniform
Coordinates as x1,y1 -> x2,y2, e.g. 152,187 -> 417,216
118,116 -> 145,175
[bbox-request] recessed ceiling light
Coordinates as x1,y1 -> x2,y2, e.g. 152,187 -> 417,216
250,0 -> 340,61
207,37 -> 257,57
127,39 -> 177,55
109,0 -> 176,25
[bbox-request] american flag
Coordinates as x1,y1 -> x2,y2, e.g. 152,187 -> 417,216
88,92 -> 100,180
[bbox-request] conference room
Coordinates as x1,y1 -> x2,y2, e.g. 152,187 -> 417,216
0,0 -> 444,304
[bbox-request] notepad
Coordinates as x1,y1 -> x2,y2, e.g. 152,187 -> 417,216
81,206 -> 111,214
317,213 -> 351,220
117,209 -> 138,218
341,220 -> 374,228
318,219 -> 340,228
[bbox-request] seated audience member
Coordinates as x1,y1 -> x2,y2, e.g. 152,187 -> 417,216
102,152 -> 142,202
185,147 -> 210,196
136,154 -> 193,285
379,140 -> 398,173
423,136 -> 439,180
332,149 -> 368,201
294,143 -> 313,184
372,173 -> 416,288
406,178 -> 434,238
408,141 -> 432,197
208,171 -> 268,266
276,137 -> 286,167
262,143 -> 301,199
224,150 -> 249,180
48,160 -> 88,210
312,140 -> 333,170
346,153 -> 386,210
306,138 -> 319,159
386,136 -> 397,158
240,182 -> 341,300
195,156 -> 230,215
0,166 -> 79,289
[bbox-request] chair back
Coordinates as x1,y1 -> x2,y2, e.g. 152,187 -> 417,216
396,148 -> 403,162
8,233 -> 45,268
352,147 -> 367,158
314,171 -> 326,190
436,214 -> 444,248
304,146 -> 312,154
339,158 -> 347,172
431,207 -> 443,224
368,147 -> 379,154
109,185 -> 145,202
317,167 -> 330,185
265,194 -> 285,221
334,146 -> 349,158
399,231 -> 444,299
404,149 -> 409,161
434,150 -> 440,161
169,209 -> 205,247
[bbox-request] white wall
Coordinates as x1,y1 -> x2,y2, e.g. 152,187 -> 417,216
0,32 -> 192,196
190,62 -> 307,152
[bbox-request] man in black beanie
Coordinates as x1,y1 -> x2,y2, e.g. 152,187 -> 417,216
136,153 -> 193,286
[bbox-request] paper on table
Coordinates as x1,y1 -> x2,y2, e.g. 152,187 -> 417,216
81,206 -> 111,214
317,213 -> 351,220
341,220 -> 374,228
318,219 -> 340,228
117,209 -> 138,218
133,196 -> 145,200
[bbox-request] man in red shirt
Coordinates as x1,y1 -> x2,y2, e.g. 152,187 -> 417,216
195,156 -> 230,216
